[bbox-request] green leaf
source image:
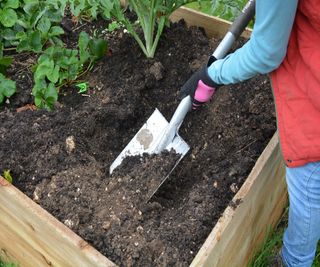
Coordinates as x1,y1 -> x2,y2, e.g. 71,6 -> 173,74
23,1 -> 39,15
28,3 -> 47,28
32,78 -> 45,95
69,0 -> 86,17
0,73 -> 16,104
89,38 -> 108,61
88,6 -> 98,19
0,56 -> 13,74
100,0 -> 113,18
15,31 -> 26,40
16,39 -> 30,52
44,82 -> 58,109
0,8 -> 18,27
37,17 -> 51,34
76,82 -> 88,94
32,79 -> 46,108
34,59 -> 55,81
47,64 -> 60,83
0,57 -> 13,66
48,26 -> 64,37
78,31 -> 90,50
2,28 -> 18,41
5,0 -> 20,9
2,78 -> 16,97
30,30 -> 42,52
108,21 -> 121,32
78,31 -> 90,64
51,36 -> 64,46
16,18 -> 29,29
34,95 -> 44,108
3,170 -> 13,183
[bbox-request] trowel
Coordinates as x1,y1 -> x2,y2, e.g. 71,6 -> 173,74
110,0 -> 256,199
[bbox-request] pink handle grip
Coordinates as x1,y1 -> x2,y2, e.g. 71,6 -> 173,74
193,80 -> 216,109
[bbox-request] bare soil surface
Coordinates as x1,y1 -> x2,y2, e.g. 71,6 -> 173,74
0,18 -> 276,266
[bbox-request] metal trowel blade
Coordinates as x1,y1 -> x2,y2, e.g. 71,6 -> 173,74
109,108 -> 189,177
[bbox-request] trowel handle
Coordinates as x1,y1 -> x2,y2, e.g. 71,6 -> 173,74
230,0 -> 255,39
169,96 -> 192,131
212,0 -> 255,60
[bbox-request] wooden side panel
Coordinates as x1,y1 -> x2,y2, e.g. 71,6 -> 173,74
191,133 -> 287,267
0,178 -> 116,267
170,7 -> 252,39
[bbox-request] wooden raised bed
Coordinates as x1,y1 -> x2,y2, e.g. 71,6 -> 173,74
0,7 -> 287,267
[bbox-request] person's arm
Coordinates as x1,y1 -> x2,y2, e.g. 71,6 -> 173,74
208,0 -> 299,84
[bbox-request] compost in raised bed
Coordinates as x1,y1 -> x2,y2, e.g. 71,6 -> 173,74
0,18 -> 276,266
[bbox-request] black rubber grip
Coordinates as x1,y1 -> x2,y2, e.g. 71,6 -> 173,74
229,0 -> 255,38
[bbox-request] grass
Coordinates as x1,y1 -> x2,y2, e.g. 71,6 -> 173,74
0,256 -> 17,267
249,207 -> 320,267
0,259 -> 17,267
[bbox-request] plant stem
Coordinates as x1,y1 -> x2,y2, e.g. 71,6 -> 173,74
3,47 -> 16,52
145,0 -> 156,56
123,21 -> 149,57
149,16 -> 166,58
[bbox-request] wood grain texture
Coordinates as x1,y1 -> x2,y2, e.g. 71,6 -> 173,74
191,133 -> 287,267
0,177 -> 117,267
170,7 -> 252,39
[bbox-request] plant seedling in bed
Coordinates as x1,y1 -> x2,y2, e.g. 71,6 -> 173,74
76,82 -> 88,94
101,0 -> 197,58
3,169 -> 13,183
32,32 -> 107,110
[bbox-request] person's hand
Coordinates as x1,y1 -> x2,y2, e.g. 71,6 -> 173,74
180,66 -> 219,110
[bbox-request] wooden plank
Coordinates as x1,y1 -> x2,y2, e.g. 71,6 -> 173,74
191,133 -> 287,267
0,177 -> 117,267
170,6 -> 252,39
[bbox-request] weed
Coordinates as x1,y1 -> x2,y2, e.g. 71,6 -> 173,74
3,170 -> 13,183
249,207 -> 320,267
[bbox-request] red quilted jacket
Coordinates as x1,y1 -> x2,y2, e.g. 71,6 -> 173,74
270,0 -> 320,167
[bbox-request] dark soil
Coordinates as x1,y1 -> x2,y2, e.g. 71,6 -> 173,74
0,18 -> 276,266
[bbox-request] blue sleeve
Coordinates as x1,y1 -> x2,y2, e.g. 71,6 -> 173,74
207,0 -> 298,85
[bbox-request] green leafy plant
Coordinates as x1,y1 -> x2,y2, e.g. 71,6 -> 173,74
101,0 -> 197,58
0,43 -> 13,74
15,1 -> 66,52
3,170 -> 13,183
0,0 -> 111,108
0,73 -> 16,104
69,0 -> 103,19
75,82 -> 88,94
187,0 -> 250,25
32,32 -> 107,110
0,0 -> 20,28
0,0 -> 66,52
211,0 -> 243,22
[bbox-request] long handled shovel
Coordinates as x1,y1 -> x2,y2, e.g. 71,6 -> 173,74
110,0 -> 256,199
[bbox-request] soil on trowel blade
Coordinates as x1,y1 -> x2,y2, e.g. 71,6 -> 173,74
0,18 -> 276,266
